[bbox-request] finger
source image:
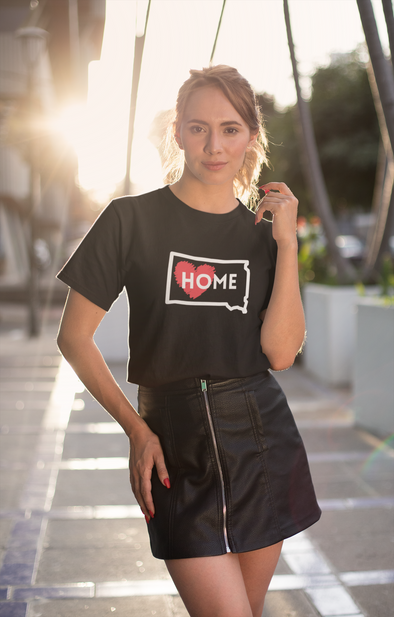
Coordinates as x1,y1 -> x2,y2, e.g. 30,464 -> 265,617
259,182 -> 294,196
140,474 -> 155,518
131,474 -> 148,516
155,455 -> 171,489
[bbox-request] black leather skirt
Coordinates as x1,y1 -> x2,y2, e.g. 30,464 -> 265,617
138,371 -> 321,560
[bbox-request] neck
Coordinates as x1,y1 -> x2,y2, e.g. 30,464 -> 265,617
169,172 -> 239,214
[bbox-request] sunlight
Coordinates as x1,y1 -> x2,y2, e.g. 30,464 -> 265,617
58,0 -> 390,203
74,0 -> 137,201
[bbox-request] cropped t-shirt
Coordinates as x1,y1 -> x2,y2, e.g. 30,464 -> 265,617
57,186 -> 277,386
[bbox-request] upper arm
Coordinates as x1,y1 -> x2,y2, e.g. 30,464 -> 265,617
58,289 -> 107,347
259,309 -> 267,322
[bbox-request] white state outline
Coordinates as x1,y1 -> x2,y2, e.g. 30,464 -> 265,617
165,251 -> 250,314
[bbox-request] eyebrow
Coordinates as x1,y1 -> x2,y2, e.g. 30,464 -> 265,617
186,119 -> 243,127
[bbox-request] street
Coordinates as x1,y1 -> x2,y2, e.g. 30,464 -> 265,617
0,303 -> 393,617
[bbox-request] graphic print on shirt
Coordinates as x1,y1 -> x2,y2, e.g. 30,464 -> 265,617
165,251 -> 250,314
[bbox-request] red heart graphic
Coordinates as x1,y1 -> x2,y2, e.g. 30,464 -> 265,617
174,261 -> 216,299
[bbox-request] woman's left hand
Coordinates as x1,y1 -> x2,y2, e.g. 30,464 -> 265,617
255,182 -> 298,247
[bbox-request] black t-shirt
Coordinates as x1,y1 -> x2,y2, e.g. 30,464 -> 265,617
57,186 -> 277,386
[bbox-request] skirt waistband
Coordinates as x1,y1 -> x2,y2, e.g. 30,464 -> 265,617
139,371 -> 270,393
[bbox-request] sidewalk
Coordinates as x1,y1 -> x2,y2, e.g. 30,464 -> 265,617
0,303 -> 393,617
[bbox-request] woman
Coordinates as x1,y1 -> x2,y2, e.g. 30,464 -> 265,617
57,65 -> 320,617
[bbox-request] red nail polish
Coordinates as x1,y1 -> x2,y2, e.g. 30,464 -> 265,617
149,510 -> 155,519
164,478 -> 171,489
259,185 -> 267,188
145,514 -> 149,524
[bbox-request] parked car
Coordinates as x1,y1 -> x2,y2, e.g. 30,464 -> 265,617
335,235 -> 365,261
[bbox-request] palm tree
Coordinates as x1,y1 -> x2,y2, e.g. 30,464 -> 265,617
283,0 -> 356,282
381,0 -> 394,69
357,0 -> 394,151
357,0 -> 394,278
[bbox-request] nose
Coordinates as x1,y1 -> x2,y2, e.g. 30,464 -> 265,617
204,130 -> 222,155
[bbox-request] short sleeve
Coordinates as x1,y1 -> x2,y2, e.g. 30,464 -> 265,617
57,201 -> 125,311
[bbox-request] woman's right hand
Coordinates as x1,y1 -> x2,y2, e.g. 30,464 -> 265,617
128,423 -> 170,521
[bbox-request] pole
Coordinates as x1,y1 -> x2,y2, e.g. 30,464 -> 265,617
283,0 -> 356,282
68,0 -> 81,92
210,0 -> 227,65
16,27 -> 48,336
124,0 -> 151,196
27,69 -> 41,337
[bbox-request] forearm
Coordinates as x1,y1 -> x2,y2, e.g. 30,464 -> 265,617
57,332 -> 147,438
260,242 -> 305,370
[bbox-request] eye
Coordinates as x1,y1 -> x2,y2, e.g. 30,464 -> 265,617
190,125 -> 204,133
224,127 -> 239,134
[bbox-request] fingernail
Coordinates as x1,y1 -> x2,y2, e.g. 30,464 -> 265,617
149,510 -> 154,519
164,478 -> 171,489
145,514 -> 149,524
255,217 -> 259,225
259,185 -> 267,189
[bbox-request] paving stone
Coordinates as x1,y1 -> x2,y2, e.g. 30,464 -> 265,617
299,427 -> 372,453
29,596 -> 174,617
313,534 -> 394,571
0,520 -> 13,547
308,461 -> 356,480
0,471 -> 29,508
52,470 -> 136,507
36,545 -> 170,584
0,435 -> 39,465
62,433 -> 128,460
263,589 -> 320,616
362,479 -> 394,496
0,410 -> 45,427
0,399 -> 49,411
69,408 -> 116,424
308,508 -> 394,539
313,478 -> 374,500
0,602 -> 27,616
167,595 -> 189,616
349,584 -> 394,617
0,368 -> 59,380
43,519 -> 149,549
272,556 -> 293,576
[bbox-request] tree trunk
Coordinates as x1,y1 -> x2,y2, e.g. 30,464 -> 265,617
381,0 -> 394,68
357,0 -> 394,152
363,60 -> 394,280
283,0 -> 356,282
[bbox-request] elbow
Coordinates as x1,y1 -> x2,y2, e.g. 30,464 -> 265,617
268,354 -> 296,372
57,327 -> 79,361
263,338 -> 305,372
57,330 -> 70,359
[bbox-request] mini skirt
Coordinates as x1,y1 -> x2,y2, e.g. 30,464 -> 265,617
138,371 -> 321,560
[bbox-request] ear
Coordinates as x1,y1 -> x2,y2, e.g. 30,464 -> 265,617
174,129 -> 183,150
246,132 -> 258,151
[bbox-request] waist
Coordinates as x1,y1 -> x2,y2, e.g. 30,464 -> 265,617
138,371 -> 270,394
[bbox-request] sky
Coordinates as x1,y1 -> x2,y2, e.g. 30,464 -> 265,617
59,0 -> 390,204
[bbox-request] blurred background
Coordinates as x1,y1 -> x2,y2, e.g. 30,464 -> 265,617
0,0 -> 393,336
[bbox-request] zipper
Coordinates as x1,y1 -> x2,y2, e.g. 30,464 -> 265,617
201,379 -> 231,553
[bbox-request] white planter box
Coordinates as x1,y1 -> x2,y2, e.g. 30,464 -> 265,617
353,298 -> 394,438
303,284 -> 359,386
94,290 -> 129,362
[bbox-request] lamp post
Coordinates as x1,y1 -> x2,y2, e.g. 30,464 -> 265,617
16,27 -> 48,337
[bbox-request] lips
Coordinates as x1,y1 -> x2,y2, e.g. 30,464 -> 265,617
202,161 -> 227,171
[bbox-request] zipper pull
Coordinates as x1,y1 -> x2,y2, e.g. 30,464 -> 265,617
201,379 -> 207,392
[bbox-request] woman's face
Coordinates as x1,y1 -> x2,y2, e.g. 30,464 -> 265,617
176,86 -> 257,189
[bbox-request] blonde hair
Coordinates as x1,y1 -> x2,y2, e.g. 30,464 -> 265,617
163,65 -> 268,210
